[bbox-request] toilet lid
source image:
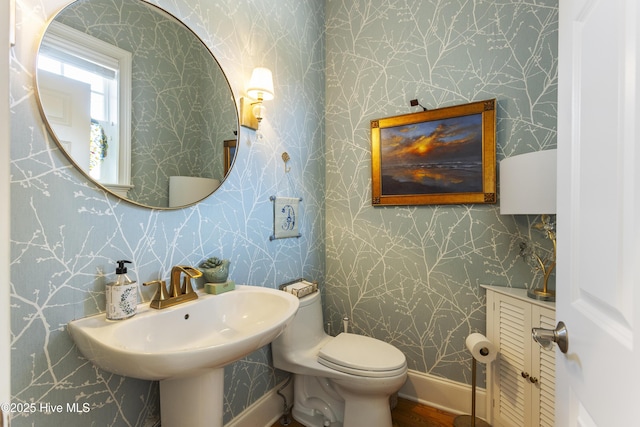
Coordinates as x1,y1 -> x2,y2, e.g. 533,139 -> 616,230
318,333 -> 406,377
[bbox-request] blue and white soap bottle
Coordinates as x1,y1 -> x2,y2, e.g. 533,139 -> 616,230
105,260 -> 138,320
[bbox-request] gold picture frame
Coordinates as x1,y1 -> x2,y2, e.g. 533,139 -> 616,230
371,99 -> 496,206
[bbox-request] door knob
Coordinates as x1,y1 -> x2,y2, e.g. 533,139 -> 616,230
532,321 -> 569,353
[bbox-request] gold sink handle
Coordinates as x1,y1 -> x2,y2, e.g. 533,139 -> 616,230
143,280 -> 170,309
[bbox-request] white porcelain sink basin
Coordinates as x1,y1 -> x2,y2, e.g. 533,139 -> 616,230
68,285 -> 299,381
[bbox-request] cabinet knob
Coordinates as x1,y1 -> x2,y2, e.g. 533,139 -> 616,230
521,371 -> 530,379
529,376 -> 539,384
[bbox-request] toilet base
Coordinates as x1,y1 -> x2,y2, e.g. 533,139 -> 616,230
291,375 -> 344,426
292,407 -> 343,427
290,373 -> 403,427
335,386 -> 393,427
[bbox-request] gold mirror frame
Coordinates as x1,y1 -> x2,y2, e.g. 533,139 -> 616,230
35,0 -> 239,209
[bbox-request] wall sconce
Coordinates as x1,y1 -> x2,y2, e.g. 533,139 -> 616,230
500,149 -> 557,301
240,67 -> 274,131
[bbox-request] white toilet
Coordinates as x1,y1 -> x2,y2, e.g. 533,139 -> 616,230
272,291 -> 408,427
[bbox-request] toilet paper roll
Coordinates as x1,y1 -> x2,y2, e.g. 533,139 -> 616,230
465,333 -> 496,364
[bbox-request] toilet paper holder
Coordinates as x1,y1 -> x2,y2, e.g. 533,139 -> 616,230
454,334 -> 495,427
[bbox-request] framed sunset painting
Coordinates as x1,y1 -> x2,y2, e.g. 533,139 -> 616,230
370,99 -> 496,206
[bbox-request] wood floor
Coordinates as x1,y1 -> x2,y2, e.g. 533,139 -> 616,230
270,398 -> 457,427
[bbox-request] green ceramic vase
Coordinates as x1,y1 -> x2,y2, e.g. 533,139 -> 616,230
202,260 -> 230,283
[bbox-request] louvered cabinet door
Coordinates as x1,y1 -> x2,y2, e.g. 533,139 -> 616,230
532,306 -> 556,427
484,286 -> 556,427
492,294 -> 532,427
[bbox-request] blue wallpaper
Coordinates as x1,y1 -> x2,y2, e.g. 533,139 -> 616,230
324,0 -> 557,385
10,0 -> 324,425
10,0 -> 557,425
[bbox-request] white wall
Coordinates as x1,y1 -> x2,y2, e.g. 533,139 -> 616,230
1,0 -> 11,425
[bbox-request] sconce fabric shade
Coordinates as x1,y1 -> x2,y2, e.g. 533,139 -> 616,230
246,67 -> 274,100
500,149 -> 557,214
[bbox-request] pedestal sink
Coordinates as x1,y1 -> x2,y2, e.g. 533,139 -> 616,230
67,285 -> 299,427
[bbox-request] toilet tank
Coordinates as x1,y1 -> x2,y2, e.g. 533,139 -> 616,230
273,291 -> 327,356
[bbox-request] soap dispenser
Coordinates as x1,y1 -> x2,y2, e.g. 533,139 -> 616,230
105,260 -> 138,320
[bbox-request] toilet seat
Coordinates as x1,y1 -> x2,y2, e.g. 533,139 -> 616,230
317,333 -> 406,378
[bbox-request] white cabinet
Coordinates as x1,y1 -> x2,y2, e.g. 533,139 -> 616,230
483,286 -> 555,427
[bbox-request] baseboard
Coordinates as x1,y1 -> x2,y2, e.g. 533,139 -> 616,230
225,378 -> 293,427
398,369 -> 487,420
226,370 -> 486,427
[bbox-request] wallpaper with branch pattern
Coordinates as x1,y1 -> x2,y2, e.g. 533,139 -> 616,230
324,0 -> 557,385
10,0 -> 324,425
9,0 -> 556,426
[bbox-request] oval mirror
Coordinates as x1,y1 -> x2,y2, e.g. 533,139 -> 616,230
35,0 -> 239,209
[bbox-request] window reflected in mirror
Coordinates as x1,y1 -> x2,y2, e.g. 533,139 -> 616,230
38,21 -> 132,196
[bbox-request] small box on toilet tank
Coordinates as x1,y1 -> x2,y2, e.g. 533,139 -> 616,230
281,279 -> 317,298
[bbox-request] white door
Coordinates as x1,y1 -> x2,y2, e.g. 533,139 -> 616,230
38,70 -> 91,170
556,0 -> 640,425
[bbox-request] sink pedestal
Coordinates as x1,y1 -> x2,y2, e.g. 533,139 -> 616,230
160,368 -> 224,427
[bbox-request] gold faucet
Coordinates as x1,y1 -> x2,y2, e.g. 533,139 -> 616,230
143,265 -> 202,309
